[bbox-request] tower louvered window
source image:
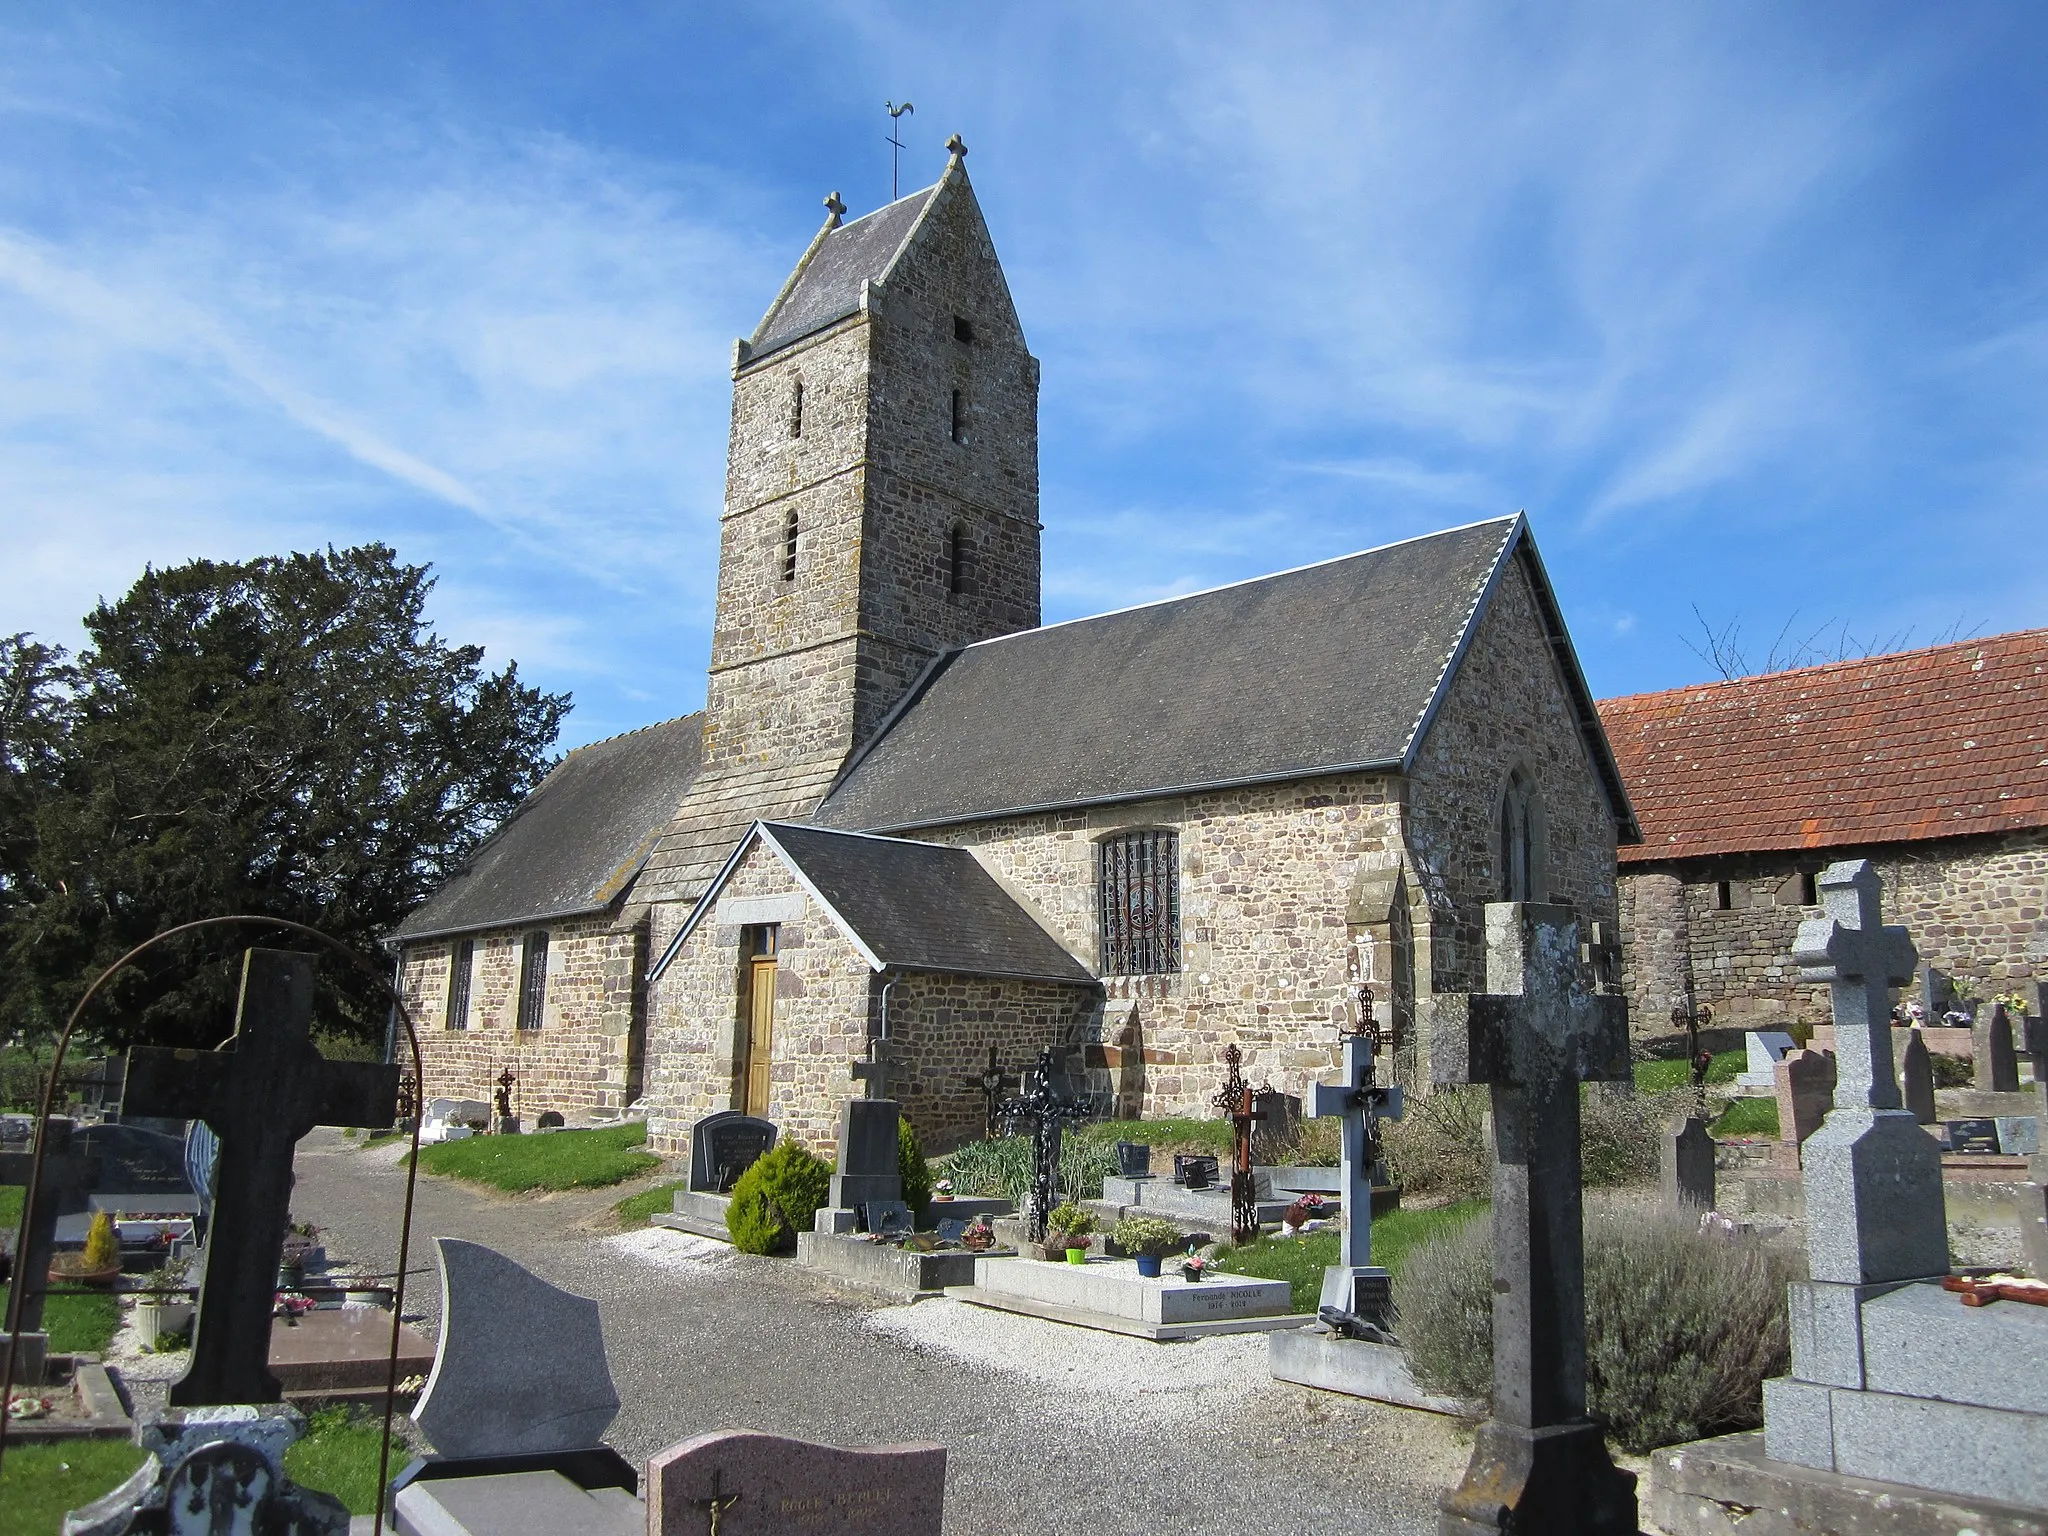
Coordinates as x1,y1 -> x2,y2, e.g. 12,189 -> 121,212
446,940 -> 474,1031
788,377 -> 804,439
782,509 -> 799,582
1099,830 -> 1180,976
947,523 -> 965,596
516,931 -> 548,1031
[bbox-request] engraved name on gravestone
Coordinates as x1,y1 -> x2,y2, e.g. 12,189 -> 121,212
688,1111 -> 776,1195
121,949 -> 398,1407
647,1429 -> 945,1536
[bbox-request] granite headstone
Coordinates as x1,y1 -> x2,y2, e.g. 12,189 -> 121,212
1662,1113 -> 1715,1209
689,1110 -> 776,1194
1773,1049 -> 1836,1149
1975,1004 -> 2021,1093
646,1428 -> 945,1536
1898,1026 -> 1936,1124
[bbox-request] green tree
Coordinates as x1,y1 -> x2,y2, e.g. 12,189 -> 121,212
0,634 -> 75,1049
7,545 -> 568,1052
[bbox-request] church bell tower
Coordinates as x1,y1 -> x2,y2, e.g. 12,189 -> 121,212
703,138 -> 1041,770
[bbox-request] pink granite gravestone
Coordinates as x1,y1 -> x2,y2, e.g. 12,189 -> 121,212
1773,1048 -> 1836,1153
647,1428 -> 945,1535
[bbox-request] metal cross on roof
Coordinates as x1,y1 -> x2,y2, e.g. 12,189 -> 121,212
885,102 -> 914,200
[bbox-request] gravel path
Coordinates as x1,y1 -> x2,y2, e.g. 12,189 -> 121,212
290,1130 -> 1470,1534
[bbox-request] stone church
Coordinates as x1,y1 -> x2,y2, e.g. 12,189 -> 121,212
393,144 -> 1639,1157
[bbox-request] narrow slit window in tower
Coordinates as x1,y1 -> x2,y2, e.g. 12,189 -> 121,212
947,523 -> 965,596
950,389 -> 965,444
782,509 -> 799,582
953,314 -> 974,343
788,377 -> 804,439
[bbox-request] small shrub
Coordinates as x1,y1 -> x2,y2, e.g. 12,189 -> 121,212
1580,1086 -> 1680,1188
936,1135 -> 1033,1203
1264,1116 -> 1342,1167
82,1209 -> 120,1270
1929,1051 -> 1973,1089
1112,1215 -> 1185,1258
1383,1085 -> 1492,1203
1396,1197 -> 1800,1451
726,1139 -> 832,1255
897,1117 -> 932,1224
1046,1201 -> 1095,1243
1059,1136 -> 1119,1204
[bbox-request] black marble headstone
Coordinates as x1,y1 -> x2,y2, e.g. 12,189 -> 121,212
934,1218 -> 968,1243
1947,1118 -> 2002,1155
863,1201 -> 914,1239
688,1111 -> 776,1193
1174,1153 -> 1219,1189
1114,1141 -> 1152,1178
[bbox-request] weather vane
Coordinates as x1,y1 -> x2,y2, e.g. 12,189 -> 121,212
885,101 -> 915,199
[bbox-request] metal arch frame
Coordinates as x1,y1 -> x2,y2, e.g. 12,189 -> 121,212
0,915 -> 429,1536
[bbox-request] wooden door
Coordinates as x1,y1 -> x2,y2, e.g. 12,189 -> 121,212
743,956 -> 777,1117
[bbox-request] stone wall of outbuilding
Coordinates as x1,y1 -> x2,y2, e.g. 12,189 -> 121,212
1617,827 -> 2048,1034
396,913 -> 643,1121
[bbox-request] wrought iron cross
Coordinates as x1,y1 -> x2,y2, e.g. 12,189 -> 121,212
122,949 -> 399,1405
1308,989 -> 1404,1318
885,101 -> 914,199
963,1044 -> 1007,1140
1210,1044 -> 1266,1245
495,1065 -> 516,1123
998,1046 -> 1090,1242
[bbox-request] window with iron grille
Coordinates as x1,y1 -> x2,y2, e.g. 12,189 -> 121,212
1099,830 -> 1180,975
446,940 -> 474,1030
516,931 -> 548,1031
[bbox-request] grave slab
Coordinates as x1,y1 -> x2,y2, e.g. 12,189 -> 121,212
1830,1385 -> 2048,1509
269,1306 -> 436,1395
1267,1327 -> 1481,1417
1650,1429 -> 2048,1536
1859,1284 -> 2048,1415
651,1189 -> 731,1241
793,1231 -> 1013,1299
949,1254 -> 1304,1339
646,1427 -> 944,1536
1739,1031 -> 1798,1090
393,1468 -> 643,1536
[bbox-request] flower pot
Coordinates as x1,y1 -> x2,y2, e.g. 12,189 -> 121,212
1065,1247 -> 1088,1265
136,1301 -> 195,1350
1135,1254 -> 1162,1278
1180,1263 -> 1206,1283
49,1260 -> 121,1288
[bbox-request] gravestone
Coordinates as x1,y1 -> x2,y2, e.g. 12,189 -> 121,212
1306,1003 -> 1403,1323
1662,1114 -> 1715,1209
1424,901 -> 1638,1535
1975,1003 -> 2022,1093
646,1428 -> 945,1536
1898,1026 -> 1936,1123
0,1116 -> 100,1387
688,1111 -> 776,1194
1737,1030 -> 1797,1090
1773,1048 -> 1836,1152
413,1238 -> 620,1459
1920,962 -> 1954,1020
851,1037 -> 892,1100
121,948 -> 398,1405
826,1099 -> 902,1221
1173,1153 -> 1219,1189
62,1403 -> 349,1536
1944,1118 -> 2000,1155
862,1201 -> 914,1240
1113,1141 -> 1152,1179
1250,1088 -> 1302,1165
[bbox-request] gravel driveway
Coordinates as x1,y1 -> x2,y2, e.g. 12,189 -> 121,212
292,1130 -> 1468,1534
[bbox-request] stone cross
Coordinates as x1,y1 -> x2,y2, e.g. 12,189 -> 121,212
122,949 -> 399,1405
2,1117 -> 100,1384
1307,995 -> 1403,1323
1791,860 -> 1946,1286
1425,901 -> 1638,1536
962,1044 -> 1007,1140
852,1039 -> 892,1101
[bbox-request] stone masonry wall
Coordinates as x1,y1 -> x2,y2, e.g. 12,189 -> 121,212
882,971 -> 1092,1154
1618,827 -> 2048,1033
397,913 -> 643,1120
1404,549 -> 1622,1001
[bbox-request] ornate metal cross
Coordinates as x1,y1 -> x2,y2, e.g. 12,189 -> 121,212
885,100 -> 914,199
997,1047 -> 1090,1242
122,949 -> 399,1405
696,1469 -> 740,1534
963,1044 -> 1008,1140
1210,1044 -> 1265,1245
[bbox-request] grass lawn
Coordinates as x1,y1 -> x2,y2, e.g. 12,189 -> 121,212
613,1178 -> 686,1226
0,1408 -> 398,1532
0,1183 -> 18,1228
1212,1200 -> 1488,1313
0,1436 -> 148,1536
1711,1096 -> 1780,1138
412,1121 -> 660,1194
1634,1048 -> 1745,1094
0,1286 -> 122,1355
1078,1118 -> 1233,1155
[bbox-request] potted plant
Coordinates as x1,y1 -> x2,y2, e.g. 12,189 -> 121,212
136,1256 -> 196,1351
1113,1215 -> 1183,1278
50,1209 -> 122,1287
1045,1202 -> 1095,1263
1179,1248 -> 1210,1283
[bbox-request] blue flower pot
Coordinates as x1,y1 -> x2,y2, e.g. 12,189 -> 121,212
1135,1254 -> 1162,1278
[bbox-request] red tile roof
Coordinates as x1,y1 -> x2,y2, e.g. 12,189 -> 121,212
1598,629 -> 2048,865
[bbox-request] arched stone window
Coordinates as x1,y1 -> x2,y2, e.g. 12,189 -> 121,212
1099,829 -> 1180,975
1498,768 -> 1544,903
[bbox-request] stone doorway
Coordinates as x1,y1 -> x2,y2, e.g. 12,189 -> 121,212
741,925 -> 779,1118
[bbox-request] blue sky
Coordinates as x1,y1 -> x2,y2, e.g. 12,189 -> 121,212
4,4 -> 2045,749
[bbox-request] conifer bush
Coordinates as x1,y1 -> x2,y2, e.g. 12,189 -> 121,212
725,1139 -> 832,1254
897,1116 -> 932,1224
1394,1197 -> 1799,1451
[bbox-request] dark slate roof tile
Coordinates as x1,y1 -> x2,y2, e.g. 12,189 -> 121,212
750,186 -> 937,360
392,714 -> 704,941
815,518 -> 1520,831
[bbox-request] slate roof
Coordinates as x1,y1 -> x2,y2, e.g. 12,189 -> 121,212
651,822 -> 1096,986
1599,628 -> 2048,865
392,714 -> 704,942
816,516 -> 1634,835
747,184 -> 939,361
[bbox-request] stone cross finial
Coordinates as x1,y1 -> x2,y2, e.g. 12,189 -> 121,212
945,133 -> 967,160
852,1040 -> 891,1101
823,190 -> 846,225
1792,859 -> 1917,1111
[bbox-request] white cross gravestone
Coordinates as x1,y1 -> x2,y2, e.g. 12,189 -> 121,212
1425,900 -> 1638,1536
1306,996 -> 1402,1326
1788,859 -> 1945,1286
